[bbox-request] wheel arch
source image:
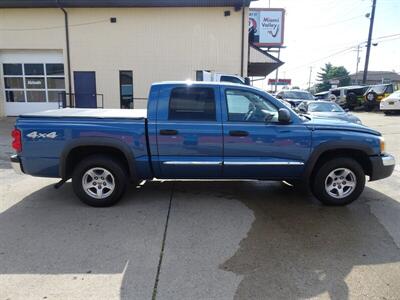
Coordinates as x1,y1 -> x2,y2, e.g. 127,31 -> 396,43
304,141 -> 374,184
60,137 -> 137,181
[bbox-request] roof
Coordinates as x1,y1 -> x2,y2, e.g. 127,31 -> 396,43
153,81 -> 269,94
330,85 -> 366,91
0,0 -> 253,8
350,71 -> 400,82
248,45 -> 284,77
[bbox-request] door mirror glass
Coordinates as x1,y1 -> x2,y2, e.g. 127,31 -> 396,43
278,108 -> 291,123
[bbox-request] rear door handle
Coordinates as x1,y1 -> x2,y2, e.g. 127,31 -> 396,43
160,129 -> 178,135
229,130 -> 249,137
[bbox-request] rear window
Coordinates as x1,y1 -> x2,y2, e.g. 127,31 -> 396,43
168,87 -> 216,121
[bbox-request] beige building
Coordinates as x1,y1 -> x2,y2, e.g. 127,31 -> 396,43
0,0 -> 281,116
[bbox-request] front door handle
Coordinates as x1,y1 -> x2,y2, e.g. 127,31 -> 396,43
229,130 -> 249,137
160,129 -> 178,135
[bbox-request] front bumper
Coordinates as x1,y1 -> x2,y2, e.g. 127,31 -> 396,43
369,154 -> 395,181
10,154 -> 24,175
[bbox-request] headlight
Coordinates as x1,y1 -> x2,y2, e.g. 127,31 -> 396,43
380,137 -> 385,153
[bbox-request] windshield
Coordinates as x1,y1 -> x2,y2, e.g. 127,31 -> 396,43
367,85 -> 387,94
283,91 -> 314,100
308,102 -> 344,113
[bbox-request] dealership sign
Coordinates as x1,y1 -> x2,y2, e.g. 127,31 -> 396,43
268,78 -> 291,86
249,8 -> 285,47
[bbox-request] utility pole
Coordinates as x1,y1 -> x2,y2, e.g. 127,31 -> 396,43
355,44 -> 361,85
363,0 -> 377,84
274,48 -> 281,92
308,66 -> 312,90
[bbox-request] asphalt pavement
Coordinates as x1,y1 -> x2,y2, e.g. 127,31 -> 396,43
0,112 -> 399,300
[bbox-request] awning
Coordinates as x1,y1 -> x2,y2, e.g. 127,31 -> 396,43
248,45 -> 284,77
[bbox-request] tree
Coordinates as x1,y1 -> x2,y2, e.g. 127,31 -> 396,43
316,63 -> 351,92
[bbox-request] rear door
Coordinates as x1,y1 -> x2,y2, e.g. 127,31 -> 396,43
155,84 -> 223,178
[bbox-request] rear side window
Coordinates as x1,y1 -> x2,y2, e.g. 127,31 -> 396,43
168,87 -> 216,121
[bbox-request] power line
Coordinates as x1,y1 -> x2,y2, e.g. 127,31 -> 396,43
303,15 -> 365,30
0,19 -> 108,31
284,32 -> 400,73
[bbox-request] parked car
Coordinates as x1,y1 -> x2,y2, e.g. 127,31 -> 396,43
10,82 -> 395,207
275,90 -> 315,107
380,91 -> 400,115
364,83 -> 395,111
296,101 -> 362,124
314,91 -> 333,101
329,86 -> 368,110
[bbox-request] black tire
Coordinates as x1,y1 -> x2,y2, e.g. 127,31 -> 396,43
346,92 -> 358,110
72,155 -> 127,207
384,110 -> 398,115
311,158 -> 365,206
365,92 -> 378,111
364,104 -> 374,112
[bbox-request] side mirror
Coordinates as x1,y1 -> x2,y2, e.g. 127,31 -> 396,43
276,94 -> 283,99
344,108 -> 350,112
278,108 -> 291,123
244,77 -> 251,85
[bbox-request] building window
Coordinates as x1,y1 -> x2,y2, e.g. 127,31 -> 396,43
120,71 -> 133,109
168,87 -> 216,121
3,63 -> 65,103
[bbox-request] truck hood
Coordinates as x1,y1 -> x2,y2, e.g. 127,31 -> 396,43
307,112 -> 361,124
304,116 -> 380,136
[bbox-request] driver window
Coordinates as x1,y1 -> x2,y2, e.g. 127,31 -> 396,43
226,89 -> 278,122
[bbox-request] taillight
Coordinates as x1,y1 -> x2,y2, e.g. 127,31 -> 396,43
11,128 -> 22,152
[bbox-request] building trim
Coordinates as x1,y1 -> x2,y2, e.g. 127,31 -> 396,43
0,0 -> 253,8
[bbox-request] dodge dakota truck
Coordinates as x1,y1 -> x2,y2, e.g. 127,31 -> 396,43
10,82 -> 395,207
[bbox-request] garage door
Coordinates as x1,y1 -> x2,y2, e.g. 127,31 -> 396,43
1,50 -> 65,116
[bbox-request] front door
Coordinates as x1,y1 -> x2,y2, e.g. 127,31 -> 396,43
74,71 -> 96,108
155,85 -> 223,178
221,87 -> 311,179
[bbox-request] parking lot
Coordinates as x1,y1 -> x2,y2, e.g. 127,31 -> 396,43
0,112 -> 399,300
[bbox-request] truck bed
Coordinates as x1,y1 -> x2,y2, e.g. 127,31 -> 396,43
16,108 -> 152,180
21,108 -> 147,119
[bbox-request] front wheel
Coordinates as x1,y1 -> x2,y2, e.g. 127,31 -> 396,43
72,155 -> 127,207
312,158 -> 365,206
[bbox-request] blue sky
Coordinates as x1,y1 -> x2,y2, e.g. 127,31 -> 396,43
250,0 -> 400,89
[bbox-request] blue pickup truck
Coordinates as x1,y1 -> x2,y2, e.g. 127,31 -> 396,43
10,82 -> 395,207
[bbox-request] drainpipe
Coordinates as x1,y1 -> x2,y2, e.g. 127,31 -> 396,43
240,0 -> 246,77
57,0 -> 72,107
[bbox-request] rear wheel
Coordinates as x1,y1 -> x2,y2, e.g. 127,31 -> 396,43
312,158 -> 365,206
346,92 -> 358,110
72,155 -> 127,207
384,110 -> 397,115
365,92 -> 378,111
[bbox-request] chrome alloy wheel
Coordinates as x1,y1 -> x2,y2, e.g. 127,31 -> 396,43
324,168 -> 357,199
82,167 -> 115,199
